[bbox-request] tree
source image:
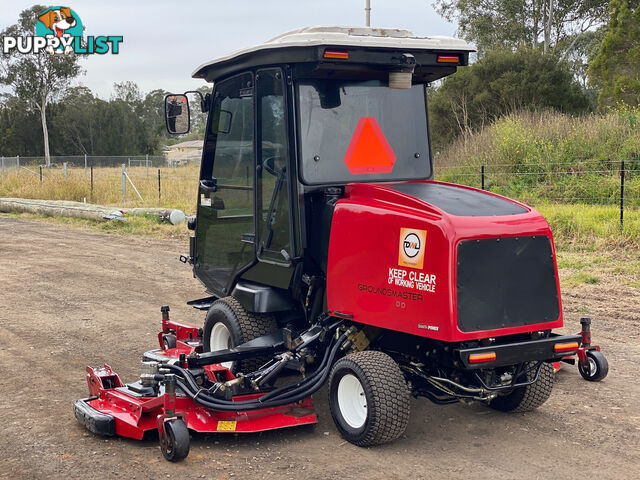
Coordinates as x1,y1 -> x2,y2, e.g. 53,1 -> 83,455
0,94 -> 43,156
54,86 -> 98,154
433,0 -> 609,56
588,0 -> 640,108
428,48 -> 592,148
0,5 -> 84,166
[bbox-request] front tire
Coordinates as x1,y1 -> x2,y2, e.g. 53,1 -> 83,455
488,362 -> 554,413
328,351 -> 410,446
202,296 -> 277,373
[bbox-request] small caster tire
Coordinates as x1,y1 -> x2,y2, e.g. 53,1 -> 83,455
162,334 -> 177,350
578,350 -> 608,382
160,419 -> 190,462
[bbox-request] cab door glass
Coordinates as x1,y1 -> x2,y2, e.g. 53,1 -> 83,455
195,72 -> 255,294
256,68 -> 291,262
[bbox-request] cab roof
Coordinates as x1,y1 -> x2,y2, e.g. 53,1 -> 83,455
193,25 -> 475,83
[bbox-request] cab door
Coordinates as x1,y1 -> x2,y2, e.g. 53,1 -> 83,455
195,72 -> 255,296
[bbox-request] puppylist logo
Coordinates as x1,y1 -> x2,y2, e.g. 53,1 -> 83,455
2,6 -> 122,55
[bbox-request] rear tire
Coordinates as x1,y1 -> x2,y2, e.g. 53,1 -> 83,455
202,296 -> 277,374
328,351 -> 410,446
488,362 -> 554,413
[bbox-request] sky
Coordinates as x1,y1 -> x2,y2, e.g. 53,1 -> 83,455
0,0 -> 458,99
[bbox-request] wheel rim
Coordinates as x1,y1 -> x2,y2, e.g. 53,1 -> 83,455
337,374 -> 367,429
586,357 -> 597,377
210,322 -> 233,369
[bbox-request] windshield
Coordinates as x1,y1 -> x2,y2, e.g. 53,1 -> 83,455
298,80 -> 430,185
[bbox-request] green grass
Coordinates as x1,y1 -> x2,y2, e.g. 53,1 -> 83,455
435,109 -> 640,212
2,211 -> 189,239
536,204 -> 640,248
437,109 -> 640,172
563,272 -> 600,288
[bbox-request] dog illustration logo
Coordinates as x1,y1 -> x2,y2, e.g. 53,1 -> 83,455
35,6 -> 83,55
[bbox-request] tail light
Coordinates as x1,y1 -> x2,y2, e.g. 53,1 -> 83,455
323,50 -> 349,59
554,341 -> 579,353
468,352 -> 496,364
437,55 -> 459,63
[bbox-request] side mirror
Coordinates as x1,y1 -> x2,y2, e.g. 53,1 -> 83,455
165,94 -> 190,134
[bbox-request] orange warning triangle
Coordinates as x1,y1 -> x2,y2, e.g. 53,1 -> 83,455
343,117 -> 396,174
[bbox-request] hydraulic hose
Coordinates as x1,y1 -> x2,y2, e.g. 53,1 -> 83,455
165,332 -> 348,412
258,332 -> 339,402
259,333 -> 344,403
162,332 -> 338,404
187,334 -> 344,411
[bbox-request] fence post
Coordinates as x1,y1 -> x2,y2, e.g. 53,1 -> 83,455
63,162 -> 67,180
122,164 -> 126,200
39,165 -> 43,182
128,157 -> 131,168
90,165 -> 94,195
620,160 -> 625,230
17,155 -> 20,170
158,169 -> 161,200
146,154 -> 149,179
1,156 -> 4,174
481,165 -> 485,190
84,154 -> 87,171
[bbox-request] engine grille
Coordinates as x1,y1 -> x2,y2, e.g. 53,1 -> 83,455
456,236 -> 560,332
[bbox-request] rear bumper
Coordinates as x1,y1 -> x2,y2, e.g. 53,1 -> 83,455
74,397 -> 115,436
456,334 -> 581,369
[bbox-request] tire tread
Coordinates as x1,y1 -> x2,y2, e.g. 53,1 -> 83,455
204,296 -> 277,373
329,350 -> 410,446
489,362 -> 554,413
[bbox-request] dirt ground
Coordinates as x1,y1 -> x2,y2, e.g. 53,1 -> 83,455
0,216 -> 638,480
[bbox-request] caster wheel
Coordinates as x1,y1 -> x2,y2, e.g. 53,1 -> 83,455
578,350 -> 608,381
160,419 -> 190,461
162,334 -> 177,350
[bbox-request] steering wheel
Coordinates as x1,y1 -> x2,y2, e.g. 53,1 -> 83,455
262,156 -> 285,176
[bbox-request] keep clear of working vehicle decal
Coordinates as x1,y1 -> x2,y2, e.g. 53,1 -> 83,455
392,227 -> 437,293
358,227 -> 438,302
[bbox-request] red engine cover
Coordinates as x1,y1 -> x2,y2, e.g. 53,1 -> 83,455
326,181 -> 563,342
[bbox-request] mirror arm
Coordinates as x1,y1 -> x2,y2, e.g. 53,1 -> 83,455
184,90 -> 210,113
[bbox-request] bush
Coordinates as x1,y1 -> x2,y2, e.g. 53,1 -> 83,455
429,48 -> 593,150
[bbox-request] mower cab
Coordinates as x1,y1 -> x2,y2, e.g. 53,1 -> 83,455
76,26 -> 608,461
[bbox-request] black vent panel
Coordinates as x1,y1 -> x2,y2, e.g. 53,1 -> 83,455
456,236 -> 560,332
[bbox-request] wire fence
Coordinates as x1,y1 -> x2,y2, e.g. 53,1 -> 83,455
1,155 -> 638,229
0,155 -> 202,212
0,154 -> 201,171
435,160 -> 639,228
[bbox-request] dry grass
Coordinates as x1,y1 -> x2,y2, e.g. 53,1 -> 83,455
0,164 -> 200,214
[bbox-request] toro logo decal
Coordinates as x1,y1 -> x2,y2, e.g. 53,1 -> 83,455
398,228 -> 426,269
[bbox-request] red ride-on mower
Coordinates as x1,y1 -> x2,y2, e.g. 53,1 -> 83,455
74,26 -> 608,461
